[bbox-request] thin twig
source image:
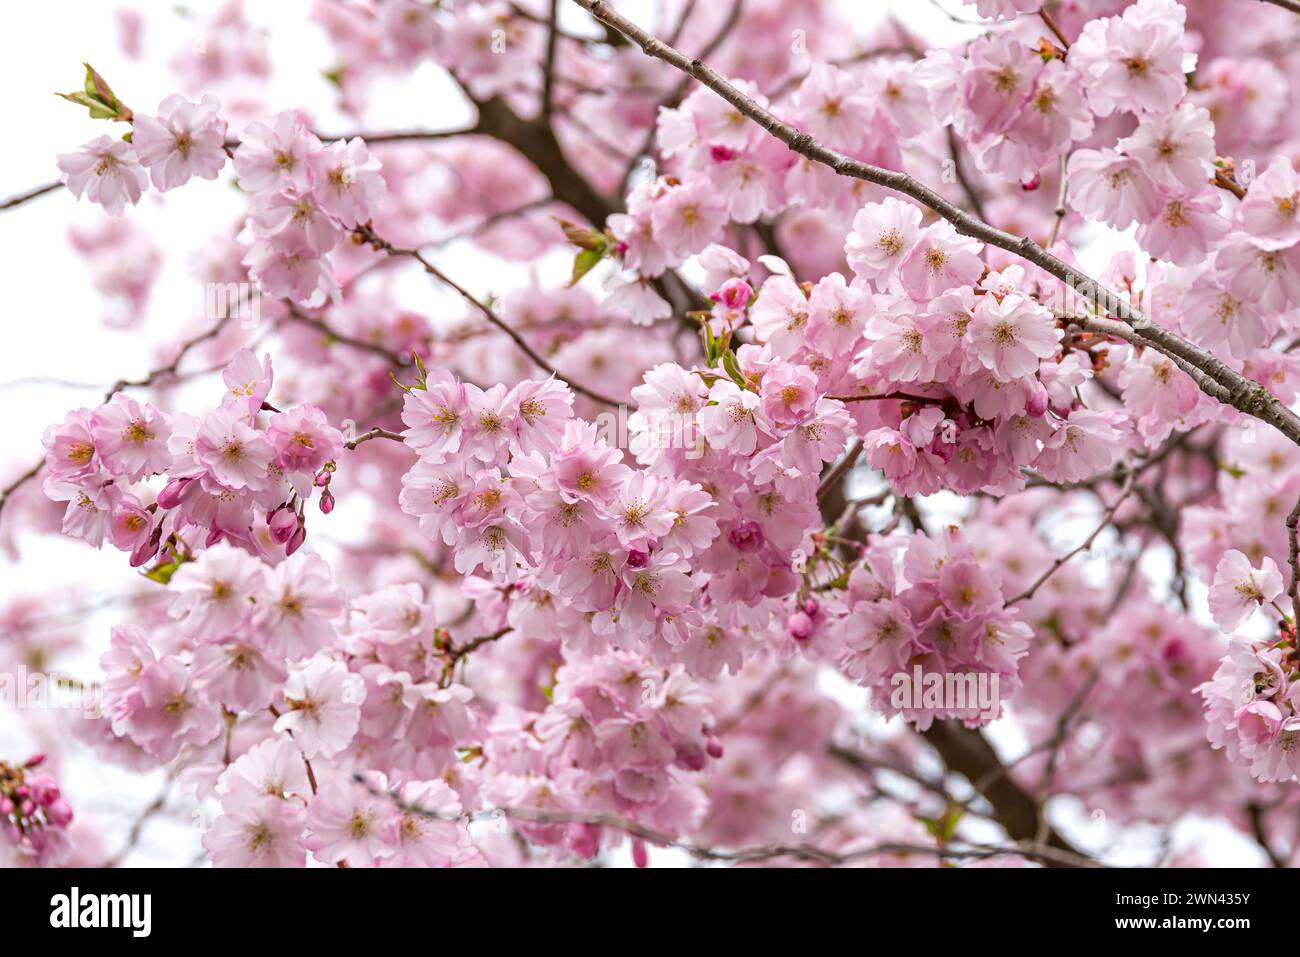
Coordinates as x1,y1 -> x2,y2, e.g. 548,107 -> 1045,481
1005,471 -> 1136,605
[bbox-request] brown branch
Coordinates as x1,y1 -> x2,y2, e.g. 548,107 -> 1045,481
345,427 -> 405,451
1247,801 -> 1287,867
0,180 -> 61,210
360,775 -> 1100,867
816,439 -> 863,502
1260,0 -> 1300,15
920,722 -> 1089,866
1005,470 -> 1136,605
1286,493 -> 1300,620
354,225 -> 623,407
283,305 -> 412,367
1039,7 -> 1071,48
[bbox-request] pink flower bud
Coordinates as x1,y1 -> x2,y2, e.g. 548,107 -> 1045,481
787,610 -> 815,641
129,534 -> 160,567
706,737 -> 724,759
319,489 -> 335,514
45,797 -> 74,828
286,526 -> 307,556
569,823 -> 600,860
626,549 -> 649,569
156,477 -> 192,510
24,753 -> 45,769
1021,175 -> 1040,191
631,838 -> 649,869
314,470 -> 332,488
269,507 -> 298,544
709,144 -> 740,163
713,277 -> 753,310
1025,379 -> 1049,418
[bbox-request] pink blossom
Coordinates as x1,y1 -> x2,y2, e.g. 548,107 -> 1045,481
132,93 -> 227,190
273,654 -> 365,758
305,137 -> 385,228
1208,550 -> 1284,631
56,136 -> 148,215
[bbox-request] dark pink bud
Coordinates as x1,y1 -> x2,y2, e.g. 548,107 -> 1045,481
269,507 -> 298,544
709,144 -> 740,163
45,798 -> 74,828
728,520 -> 765,553
706,737 -> 724,759
24,753 -> 45,769
129,534 -> 160,567
1021,175 -> 1040,191
802,598 -> 819,617
286,526 -> 306,556
314,470 -> 332,488
631,838 -> 649,869
27,776 -> 59,805
570,823 -> 600,860
626,549 -> 649,568
319,489 -> 335,514
787,610 -> 815,641
156,477 -> 192,510
1025,379 -> 1049,418
713,277 -> 753,311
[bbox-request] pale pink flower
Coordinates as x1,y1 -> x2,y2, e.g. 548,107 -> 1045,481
267,406 -> 343,475
650,179 -> 729,259
56,135 -> 148,215
274,654 -> 365,758
1066,149 -> 1163,229
194,406 -> 274,491
305,137 -> 385,228
233,110 -> 319,194
968,294 -> 1057,380
1033,409 -> 1123,483
1137,188 -> 1229,267
897,221 -> 984,301
749,275 -> 812,357
204,795 -> 307,867
845,197 -> 922,286
92,394 -> 173,480
169,542 -> 267,639
698,380 -> 769,456
257,552 -> 345,660
305,776 -> 399,867
132,94 -> 227,190
1208,549 -> 1283,631
1236,157 -> 1300,249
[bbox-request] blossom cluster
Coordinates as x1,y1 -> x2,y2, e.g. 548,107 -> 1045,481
41,349 -> 343,566
0,754 -> 74,867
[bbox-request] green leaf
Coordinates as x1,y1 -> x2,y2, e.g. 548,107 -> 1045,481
552,217 -> 608,252
57,64 -> 131,122
568,246 -> 606,287
721,349 -> 747,389
142,554 -> 189,585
